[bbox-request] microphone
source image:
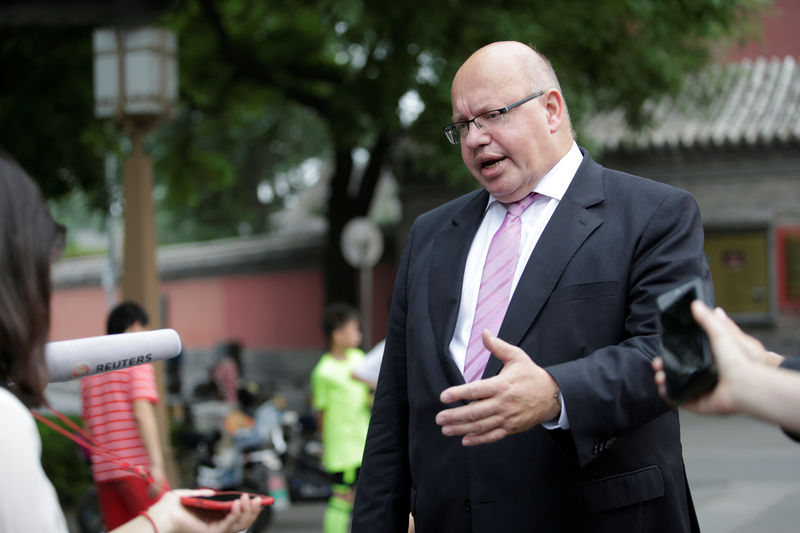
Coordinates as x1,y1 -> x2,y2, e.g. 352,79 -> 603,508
45,329 -> 182,382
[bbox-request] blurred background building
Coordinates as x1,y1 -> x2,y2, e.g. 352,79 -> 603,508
585,0 -> 800,353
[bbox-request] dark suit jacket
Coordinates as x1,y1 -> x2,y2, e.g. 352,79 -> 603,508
352,150 -> 710,533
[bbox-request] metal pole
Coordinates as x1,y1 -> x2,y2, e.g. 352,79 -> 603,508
360,267 -> 373,349
102,152 -> 118,311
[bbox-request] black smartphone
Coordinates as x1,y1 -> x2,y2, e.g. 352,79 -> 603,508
656,278 -> 718,404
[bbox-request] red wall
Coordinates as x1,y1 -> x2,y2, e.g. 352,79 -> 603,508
50,286 -> 110,340
163,270 -> 325,349
722,0 -> 800,61
50,265 -> 396,351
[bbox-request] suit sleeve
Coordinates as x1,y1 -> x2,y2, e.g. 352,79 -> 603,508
351,225 -> 414,532
779,356 -> 800,442
547,186 -> 712,467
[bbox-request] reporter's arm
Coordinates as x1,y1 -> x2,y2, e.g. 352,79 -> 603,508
727,363 -> 800,435
654,301 -> 800,437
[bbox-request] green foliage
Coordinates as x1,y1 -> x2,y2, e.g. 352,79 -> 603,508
0,0 -> 766,275
0,26 -> 113,208
36,415 -> 93,512
155,0 -> 764,239
152,91 -> 328,242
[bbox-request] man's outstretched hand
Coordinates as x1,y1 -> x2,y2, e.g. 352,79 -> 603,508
435,331 -> 560,446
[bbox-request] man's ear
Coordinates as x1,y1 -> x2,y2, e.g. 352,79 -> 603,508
544,89 -> 565,134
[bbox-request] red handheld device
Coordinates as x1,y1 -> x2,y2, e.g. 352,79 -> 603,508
180,491 -> 275,511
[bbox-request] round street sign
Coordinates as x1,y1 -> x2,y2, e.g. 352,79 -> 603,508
341,217 -> 384,268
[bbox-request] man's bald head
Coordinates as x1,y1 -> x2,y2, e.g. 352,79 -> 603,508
454,41 -> 563,103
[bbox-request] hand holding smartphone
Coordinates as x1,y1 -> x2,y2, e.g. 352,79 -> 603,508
180,491 -> 274,511
656,278 -> 718,404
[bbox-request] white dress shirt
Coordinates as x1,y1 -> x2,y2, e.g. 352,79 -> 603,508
448,141 -> 583,428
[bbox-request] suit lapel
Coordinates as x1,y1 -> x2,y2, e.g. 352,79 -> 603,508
485,152 -> 605,378
429,190 -> 489,385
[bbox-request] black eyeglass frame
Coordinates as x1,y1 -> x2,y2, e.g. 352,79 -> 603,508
442,90 -> 545,144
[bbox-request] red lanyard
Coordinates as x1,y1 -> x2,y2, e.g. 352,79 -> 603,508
32,405 -> 158,487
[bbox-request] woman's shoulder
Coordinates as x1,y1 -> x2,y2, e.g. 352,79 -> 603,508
0,386 -> 38,444
0,386 -> 31,418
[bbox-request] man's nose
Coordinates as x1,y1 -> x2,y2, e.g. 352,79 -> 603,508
462,121 -> 490,147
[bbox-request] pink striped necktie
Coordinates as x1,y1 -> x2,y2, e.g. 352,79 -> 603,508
463,192 -> 538,382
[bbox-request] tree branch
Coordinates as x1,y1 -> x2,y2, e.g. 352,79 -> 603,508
355,131 -> 393,213
196,0 -> 340,116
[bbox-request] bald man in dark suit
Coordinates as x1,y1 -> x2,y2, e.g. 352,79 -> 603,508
352,41 -> 709,533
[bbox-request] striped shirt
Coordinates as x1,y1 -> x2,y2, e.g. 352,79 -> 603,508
79,364 -> 159,482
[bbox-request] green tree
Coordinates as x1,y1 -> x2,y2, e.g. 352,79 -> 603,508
0,0 -> 765,304
161,0 -> 763,303
0,26 -> 110,205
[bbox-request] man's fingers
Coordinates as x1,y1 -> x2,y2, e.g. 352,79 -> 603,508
481,330 -> 522,364
436,394 -> 499,424
440,377 -> 494,404
461,427 -> 508,446
439,332 -> 525,403
439,413 -> 505,437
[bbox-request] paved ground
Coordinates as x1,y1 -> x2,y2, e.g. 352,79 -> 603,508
266,411 -> 800,532
681,411 -> 800,533
268,501 -> 325,532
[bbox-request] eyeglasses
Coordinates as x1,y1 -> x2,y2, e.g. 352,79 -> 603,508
442,91 -> 545,144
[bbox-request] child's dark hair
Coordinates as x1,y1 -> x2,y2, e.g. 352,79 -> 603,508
107,301 -> 149,334
321,302 -> 360,345
215,340 -> 242,371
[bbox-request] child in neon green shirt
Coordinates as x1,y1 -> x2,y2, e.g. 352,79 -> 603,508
311,303 -> 371,533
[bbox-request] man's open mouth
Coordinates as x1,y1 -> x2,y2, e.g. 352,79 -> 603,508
481,157 -> 504,169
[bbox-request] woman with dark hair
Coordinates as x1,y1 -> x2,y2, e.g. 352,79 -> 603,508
0,154 -> 263,533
